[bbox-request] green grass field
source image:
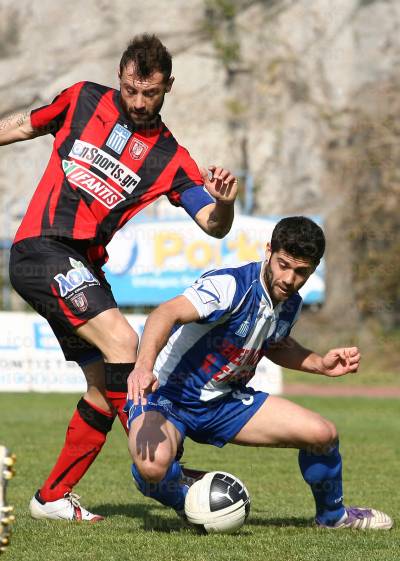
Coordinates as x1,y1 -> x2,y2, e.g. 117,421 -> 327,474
1,393 -> 399,561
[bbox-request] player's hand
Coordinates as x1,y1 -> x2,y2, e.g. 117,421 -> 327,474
320,347 -> 361,377
201,165 -> 238,205
127,365 -> 159,406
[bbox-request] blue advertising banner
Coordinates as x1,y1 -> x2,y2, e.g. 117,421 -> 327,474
105,215 -> 325,306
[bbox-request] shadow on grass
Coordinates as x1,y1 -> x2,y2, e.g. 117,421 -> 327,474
94,502 -> 187,532
94,503 -> 312,532
247,516 -> 312,528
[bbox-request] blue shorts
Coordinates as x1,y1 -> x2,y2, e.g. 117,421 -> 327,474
126,387 -> 269,448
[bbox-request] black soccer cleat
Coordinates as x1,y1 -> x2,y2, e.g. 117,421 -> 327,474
180,466 -> 208,487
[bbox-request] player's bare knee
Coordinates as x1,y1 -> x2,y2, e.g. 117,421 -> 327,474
308,418 -> 337,451
325,418 -> 338,443
136,457 -> 170,483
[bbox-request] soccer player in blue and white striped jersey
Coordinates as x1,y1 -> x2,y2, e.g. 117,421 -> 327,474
126,216 -> 392,530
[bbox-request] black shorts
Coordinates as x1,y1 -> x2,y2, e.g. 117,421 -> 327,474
9,237 -> 118,363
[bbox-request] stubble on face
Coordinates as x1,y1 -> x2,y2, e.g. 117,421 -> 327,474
264,261 -> 286,306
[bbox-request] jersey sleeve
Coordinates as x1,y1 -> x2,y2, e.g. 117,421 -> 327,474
30,83 -> 79,136
167,148 -> 215,218
183,273 -> 237,323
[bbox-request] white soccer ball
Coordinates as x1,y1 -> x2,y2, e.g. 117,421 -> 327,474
184,471 -> 250,534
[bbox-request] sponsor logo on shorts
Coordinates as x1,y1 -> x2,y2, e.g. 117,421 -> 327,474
69,140 -> 140,194
106,123 -> 131,154
62,160 -> 125,209
70,292 -> 88,312
129,138 -> 148,160
232,389 -> 254,406
156,396 -> 173,409
54,258 -> 100,298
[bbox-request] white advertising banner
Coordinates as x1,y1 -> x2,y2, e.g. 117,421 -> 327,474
0,312 -> 282,394
0,312 -> 145,393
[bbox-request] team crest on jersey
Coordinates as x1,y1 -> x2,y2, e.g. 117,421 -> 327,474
129,138 -> 148,160
54,258 -> 100,298
235,315 -> 251,337
106,123 -> 131,154
270,320 -> 291,340
70,292 -> 88,313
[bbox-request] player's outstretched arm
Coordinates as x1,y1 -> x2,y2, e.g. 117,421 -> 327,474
265,337 -> 361,377
128,295 -> 201,405
0,110 -> 39,146
194,165 -> 238,239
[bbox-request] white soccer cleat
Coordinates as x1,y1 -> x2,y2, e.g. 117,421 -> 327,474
29,491 -> 104,522
316,506 -> 393,530
1,446 -> 16,554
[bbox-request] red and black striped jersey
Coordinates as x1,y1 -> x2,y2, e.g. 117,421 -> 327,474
14,81 -> 213,264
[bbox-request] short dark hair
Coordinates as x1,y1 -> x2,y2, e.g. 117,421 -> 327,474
270,216 -> 325,266
119,34 -> 172,81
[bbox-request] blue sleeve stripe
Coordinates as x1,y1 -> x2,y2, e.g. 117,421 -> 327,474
180,186 -> 215,219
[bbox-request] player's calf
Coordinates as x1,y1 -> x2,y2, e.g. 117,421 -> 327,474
131,460 -> 188,512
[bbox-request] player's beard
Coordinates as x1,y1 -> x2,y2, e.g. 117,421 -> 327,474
264,263 -> 292,305
264,263 -> 276,304
122,95 -> 165,128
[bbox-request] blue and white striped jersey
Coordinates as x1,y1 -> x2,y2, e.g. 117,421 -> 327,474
154,261 -> 302,405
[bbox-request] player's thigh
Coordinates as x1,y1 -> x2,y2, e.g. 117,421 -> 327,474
231,396 -> 337,449
9,237 -> 134,363
76,308 -> 138,363
129,411 -> 182,473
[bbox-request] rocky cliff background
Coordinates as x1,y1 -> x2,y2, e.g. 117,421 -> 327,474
1,0 -> 399,372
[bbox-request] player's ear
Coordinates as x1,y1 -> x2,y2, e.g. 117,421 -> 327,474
165,76 -> 174,93
265,243 -> 272,261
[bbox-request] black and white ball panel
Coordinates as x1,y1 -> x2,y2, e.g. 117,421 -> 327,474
209,472 -> 250,516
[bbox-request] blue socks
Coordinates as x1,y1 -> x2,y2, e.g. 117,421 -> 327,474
132,445 -> 345,523
298,443 -> 345,524
131,460 -> 188,512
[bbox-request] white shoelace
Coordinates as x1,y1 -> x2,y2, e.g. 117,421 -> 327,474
65,493 -> 82,508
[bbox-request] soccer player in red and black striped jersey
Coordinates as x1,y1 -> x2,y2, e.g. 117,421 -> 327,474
2,34 -> 238,522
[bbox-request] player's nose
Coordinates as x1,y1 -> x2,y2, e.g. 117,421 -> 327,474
282,270 -> 295,286
133,93 -> 146,111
